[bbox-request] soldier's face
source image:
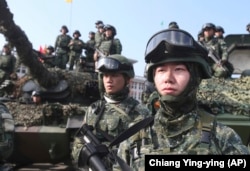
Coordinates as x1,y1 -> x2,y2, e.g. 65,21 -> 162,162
32,96 -> 41,104
105,30 -> 113,37
153,62 -> 190,96
204,28 -> 214,38
103,73 -> 127,94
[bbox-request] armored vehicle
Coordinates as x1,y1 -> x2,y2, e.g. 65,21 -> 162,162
0,1 -> 101,170
198,33 -> 250,146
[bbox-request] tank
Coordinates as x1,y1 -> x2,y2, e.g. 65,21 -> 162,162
0,1 -> 100,170
197,33 -> 250,146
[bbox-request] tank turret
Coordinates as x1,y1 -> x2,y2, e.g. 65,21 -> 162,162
0,1 -> 100,170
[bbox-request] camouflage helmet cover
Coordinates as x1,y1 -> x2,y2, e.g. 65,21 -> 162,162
145,28 -> 212,82
97,54 -> 135,78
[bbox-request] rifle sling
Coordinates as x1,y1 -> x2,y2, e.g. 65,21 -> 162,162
109,116 -> 154,147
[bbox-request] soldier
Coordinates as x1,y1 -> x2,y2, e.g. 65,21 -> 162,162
85,31 -> 96,63
0,102 -> 14,167
54,25 -> 72,69
215,25 -> 225,40
199,23 -> 233,78
0,44 -> 16,84
168,21 -> 179,29
71,54 -> 151,170
39,45 -> 56,68
31,90 -> 42,105
95,20 -> 103,29
141,64 -> 159,115
68,30 -> 86,70
94,23 -> 105,49
94,24 -> 122,60
129,28 -> 250,170
197,29 -> 204,42
246,23 -> 250,33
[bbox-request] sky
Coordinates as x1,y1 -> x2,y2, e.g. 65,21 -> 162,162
0,0 -> 249,77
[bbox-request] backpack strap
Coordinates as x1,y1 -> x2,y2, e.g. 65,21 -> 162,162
198,110 -> 218,149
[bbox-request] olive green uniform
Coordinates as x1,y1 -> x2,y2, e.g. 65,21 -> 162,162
68,38 -> 86,70
54,34 -> 71,69
200,37 -> 230,78
0,51 -> 16,83
98,37 -> 122,56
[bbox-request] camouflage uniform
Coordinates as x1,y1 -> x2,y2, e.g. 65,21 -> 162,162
0,44 -> 16,83
0,103 -> 14,163
54,25 -> 72,69
200,23 -> 232,78
85,31 -> 96,62
71,55 -> 151,171
68,30 -> 86,70
98,24 -> 122,56
95,23 -> 105,49
126,28 -> 249,171
41,46 -> 56,68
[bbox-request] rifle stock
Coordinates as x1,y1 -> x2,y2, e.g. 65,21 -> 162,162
208,49 -> 226,71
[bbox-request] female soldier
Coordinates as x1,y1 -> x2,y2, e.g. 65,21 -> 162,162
71,54 -> 150,170
132,28 -> 249,170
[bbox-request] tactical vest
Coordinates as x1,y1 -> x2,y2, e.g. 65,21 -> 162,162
146,110 -> 221,155
87,97 -> 139,142
99,38 -> 122,56
70,39 -> 84,53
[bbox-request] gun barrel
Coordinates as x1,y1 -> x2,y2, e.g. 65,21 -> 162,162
89,155 -> 109,171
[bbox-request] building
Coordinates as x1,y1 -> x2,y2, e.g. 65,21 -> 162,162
129,75 -> 146,103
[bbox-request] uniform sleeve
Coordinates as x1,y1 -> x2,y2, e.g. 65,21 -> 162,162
54,35 -> 59,50
114,38 -> 122,54
215,123 -> 250,154
219,39 -> 228,61
71,105 -> 92,167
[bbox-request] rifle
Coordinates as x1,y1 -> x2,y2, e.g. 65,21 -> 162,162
76,116 -> 154,171
78,124 -> 110,171
207,49 -> 226,71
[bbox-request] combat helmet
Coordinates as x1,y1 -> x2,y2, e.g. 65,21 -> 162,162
202,23 -> 216,31
168,21 -> 179,29
47,45 -> 54,52
246,23 -> 250,32
95,20 -> 103,25
73,30 -> 81,37
60,25 -> 69,33
215,26 -> 225,33
104,24 -> 117,36
145,28 -> 212,82
97,54 -> 134,78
